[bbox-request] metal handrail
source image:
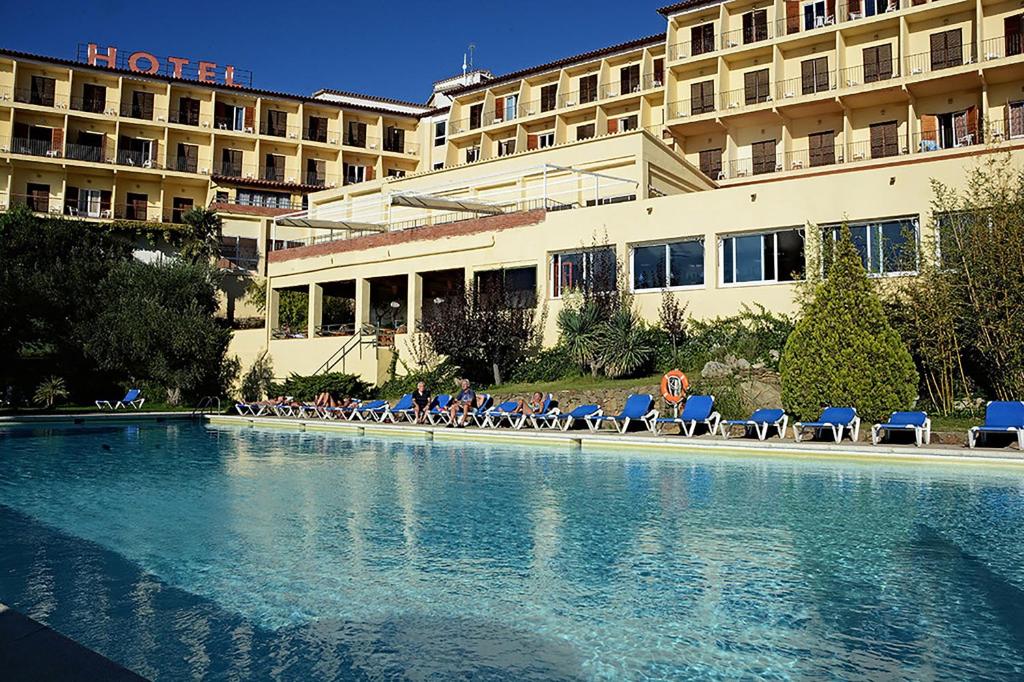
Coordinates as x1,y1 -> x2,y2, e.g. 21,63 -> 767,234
191,396 -> 222,418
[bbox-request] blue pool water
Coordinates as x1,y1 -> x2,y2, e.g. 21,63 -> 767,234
1,423 -> 1023,680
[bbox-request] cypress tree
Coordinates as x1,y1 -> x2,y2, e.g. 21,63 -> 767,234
780,225 -> 918,422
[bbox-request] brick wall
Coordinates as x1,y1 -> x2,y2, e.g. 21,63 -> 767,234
269,209 -> 547,263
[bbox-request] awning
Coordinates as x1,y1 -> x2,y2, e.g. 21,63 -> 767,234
390,193 -> 505,215
274,218 -> 387,232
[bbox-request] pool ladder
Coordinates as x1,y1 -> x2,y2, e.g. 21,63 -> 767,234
191,396 -> 222,419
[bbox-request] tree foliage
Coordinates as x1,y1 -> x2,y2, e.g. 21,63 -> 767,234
780,225 -> 918,422
240,351 -> 275,402
179,207 -> 224,265
268,372 -> 374,402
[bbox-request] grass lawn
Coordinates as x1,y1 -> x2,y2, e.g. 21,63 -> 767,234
0,403 -> 194,417
929,415 -> 980,433
482,373 -> 664,396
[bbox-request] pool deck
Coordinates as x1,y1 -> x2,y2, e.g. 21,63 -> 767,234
207,414 -> 1024,468
0,604 -> 146,681
0,411 -> 194,425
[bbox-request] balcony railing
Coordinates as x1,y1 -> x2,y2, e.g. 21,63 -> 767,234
382,137 -> 418,154
720,86 -> 772,111
7,192 -> 63,214
119,102 -> 163,121
837,62 -> 900,87
261,166 -> 287,182
64,197 -> 112,219
70,95 -> 115,114
113,203 -> 162,221
219,236 -> 260,270
343,134 -> 382,150
214,118 -> 254,133
10,137 -> 57,157
170,156 -> 200,173
600,80 -> 646,99
667,97 -> 716,119
116,150 -> 161,169
302,126 -> 333,143
782,144 -> 844,171
13,87 -> 65,108
668,38 -> 717,61
65,143 -> 108,163
776,0 -> 903,38
903,43 -> 976,78
719,22 -> 775,50
259,121 -> 302,140
774,71 -> 837,100
979,35 -> 1023,62
169,109 -> 210,127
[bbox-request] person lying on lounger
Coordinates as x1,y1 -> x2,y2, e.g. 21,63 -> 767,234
314,392 -> 338,408
412,381 -> 431,424
517,391 -> 545,416
447,378 -> 476,428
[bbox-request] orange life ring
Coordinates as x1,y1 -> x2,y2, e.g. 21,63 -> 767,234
660,370 -> 689,404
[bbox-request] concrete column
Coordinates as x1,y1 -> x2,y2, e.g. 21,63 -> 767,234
267,287 -> 280,337
354,278 -> 371,332
308,283 -> 322,340
407,272 -> 422,334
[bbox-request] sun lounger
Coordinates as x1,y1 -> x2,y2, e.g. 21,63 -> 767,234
426,395 -> 452,425
967,401 -> 1024,449
480,400 -> 520,428
502,394 -> 557,430
720,408 -> 788,440
793,407 -> 860,443
586,394 -> 658,433
353,399 -> 390,421
553,404 -> 602,431
381,394 -> 415,423
872,411 -> 931,446
95,388 -> 145,410
656,395 -> 721,436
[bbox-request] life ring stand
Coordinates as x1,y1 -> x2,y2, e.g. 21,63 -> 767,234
660,369 -> 689,405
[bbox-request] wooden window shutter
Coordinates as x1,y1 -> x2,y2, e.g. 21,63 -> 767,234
1006,16 -> 1023,56
743,12 -> 754,43
815,57 -> 829,92
527,134 -> 539,150
151,139 -> 158,164
878,44 -> 893,79
100,133 -> 106,161
50,128 -> 63,153
849,0 -> 861,15
244,106 -> 255,130
801,60 -> 815,94
744,71 -> 757,103
44,77 -> 56,103
965,106 -> 979,142
608,119 -> 618,135
826,0 -> 836,21
366,165 -> 375,181
187,144 -> 198,167
921,115 -> 938,143
494,96 -> 504,119
215,101 -> 226,121
786,0 -> 800,34
1009,101 -> 1024,138
863,47 -> 878,82
946,29 -> 963,67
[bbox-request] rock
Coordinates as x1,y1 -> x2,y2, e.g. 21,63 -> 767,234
737,379 -> 782,413
734,358 -> 751,371
701,361 -> 732,380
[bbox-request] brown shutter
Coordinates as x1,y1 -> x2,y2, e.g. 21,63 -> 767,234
863,47 -> 878,82
215,101 -> 226,122
815,57 -> 830,91
366,165 -> 375,181
786,0 -> 800,34
494,96 -> 504,120
1009,102 -> 1024,138
752,140 -> 766,173
965,106 -> 978,142
1006,16 -> 1022,56
744,70 -> 757,104
849,0 -> 861,15
44,77 -> 56,104
51,128 -> 63,154
100,134 -> 106,162
921,115 -> 938,144
946,29 -> 963,67
801,60 -> 815,94
186,143 -> 198,168
608,119 -> 618,134
930,32 -> 946,69
878,44 -> 893,79
151,139 -> 158,165
244,106 -> 255,130
826,0 -> 836,21
527,134 -> 539,150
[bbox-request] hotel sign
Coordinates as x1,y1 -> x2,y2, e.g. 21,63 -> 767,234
77,43 -> 253,88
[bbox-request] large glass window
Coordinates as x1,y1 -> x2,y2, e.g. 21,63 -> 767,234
721,229 -> 805,284
824,216 -> 918,275
474,266 -> 537,308
551,247 -> 616,298
632,239 -> 705,291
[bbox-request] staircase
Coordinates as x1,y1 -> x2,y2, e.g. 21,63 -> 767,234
313,325 -> 382,375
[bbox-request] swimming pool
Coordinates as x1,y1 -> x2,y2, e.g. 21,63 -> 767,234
0,422 -> 1022,680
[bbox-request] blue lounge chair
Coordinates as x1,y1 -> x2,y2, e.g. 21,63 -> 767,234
872,411 -> 931,447
382,394 -> 415,423
656,395 -> 721,437
464,394 -> 493,426
426,395 -> 452,425
586,394 -> 658,433
354,399 -> 390,421
321,399 -> 360,420
95,388 -> 145,410
525,396 -> 561,429
480,400 -> 520,428
553,404 -> 602,431
720,408 -> 788,440
967,401 -> 1024,449
793,407 -> 860,443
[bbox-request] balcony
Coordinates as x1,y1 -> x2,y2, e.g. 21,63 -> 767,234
13,87 -> 65,108
302,126 -> 332,143
259,121 -> 301,140
65,143 -> 107,163
979,35 -> 1023,63
837,62 -> 900,88
774,71 -> 837,101
7,192 -> 62,214
119,102 -> 162,121
383,137 -> 419,155
261,166 -> 287,182
719,86 -> 772,111
667,97 -> 716,119
64,196 -> 112,219
214,118 -> 253,133
70,94 -> 114,115
169,109 -> 209,127
776,0 -> 902,39
903,43 -> 975,78
10,137 -> 57,158
219,236 -> 260,271
116,149 -> 161,169
343,134 -> 381,150
170,156 -> 199,173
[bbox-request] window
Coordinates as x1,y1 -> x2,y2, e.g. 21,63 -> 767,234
434,120 -> 447,146
465,146 -> 480,163
801,57 -> 830,95
751,139 -> 776,175
744,68 -> 771,105
433,161 -> 445,170
469,103 -> 483,129
721,229 -> 804,284
125,192 -> 148,221
118,136 -> 155,167
29,75 -> 56,106
237,189 -> 292,209
130,90 -> 154,120
541,84 -> 558,112
26,183 -> 50,212
742,9 -> 769,44
808,130 -> 835,167
497,139 -> 516,157
474,267 -> 538,308
580,74 -> 598,104
496,94 -> 518,121
171,197 -> 194,223
863,44 -> 894,83
384,126 -> 405,153
920,107 -> 979,151
577,123 -> 596,141
77,188 -> 102,218
1006,15 -> 1023,57
539,132 -> 555,148
699,148 -> 722,178
264,154 -> 285,182
346,120 -> 367,147
176,143 -> 198,173
692,23 -> 715,55
343,162 -> 367,185
802,0 -> 832,30
550,247 -> 616,298
620,64 -> 641,94
652,58 -> 665,88
930,29 -> 963,71
824,217 -> 919,275
81,83 -> 106,113
870,120 -> 900,158
387,168 -> 407,178
177,97 -> 201,126
609,115 -> 638,134
632,239 -> 705,290
221,149 -> 243,177
1008,100 -> 1024,139
306,158 -> 327,185
265,110 -> 287,137
691,80 -> 715,115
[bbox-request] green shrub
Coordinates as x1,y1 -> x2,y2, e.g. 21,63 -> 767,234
377,360 -> 461,399
670,305 -> 794,373
508,346 -> 578,384
268,372 -> 374,402
780,226 -> 918,422
240,351 -> 275,402
601,307 -> 656,378
33,376 -> 69,409
688,376 -> 746,421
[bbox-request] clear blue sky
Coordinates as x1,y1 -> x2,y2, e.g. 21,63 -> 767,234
1,1 -> 667,103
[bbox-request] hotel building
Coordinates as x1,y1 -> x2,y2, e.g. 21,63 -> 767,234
3,0 -> 1024,383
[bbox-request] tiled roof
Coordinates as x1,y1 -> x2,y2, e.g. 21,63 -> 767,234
311,88 -> 429,110
657,0 -> 726,16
